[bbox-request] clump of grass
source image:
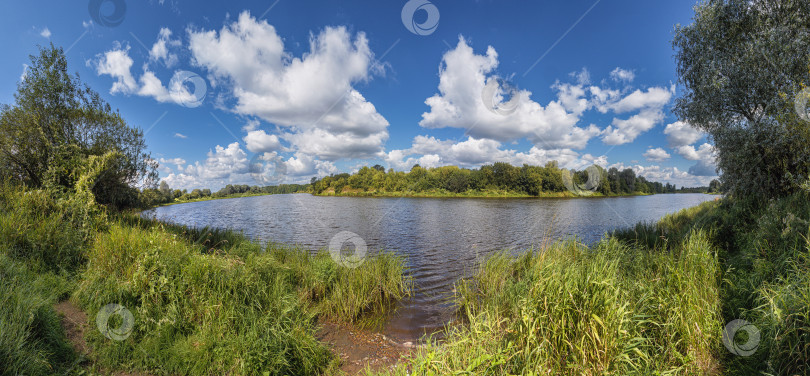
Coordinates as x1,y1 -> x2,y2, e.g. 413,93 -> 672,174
0,254 -> 77,375
0,183 -> 96,273
378,231 -> 721,375
73,221 -> 410,375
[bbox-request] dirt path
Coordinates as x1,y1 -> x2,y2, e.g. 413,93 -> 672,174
55,300 -> 90,356
316,319 -> 417,375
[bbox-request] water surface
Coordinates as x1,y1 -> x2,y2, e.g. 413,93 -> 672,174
143,193 -> 718,340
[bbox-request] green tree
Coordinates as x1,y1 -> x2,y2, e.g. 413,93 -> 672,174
0,44 -> 157,208
673,0 -> 810,198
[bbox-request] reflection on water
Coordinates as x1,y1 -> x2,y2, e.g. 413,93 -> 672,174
143,193 -> 718,341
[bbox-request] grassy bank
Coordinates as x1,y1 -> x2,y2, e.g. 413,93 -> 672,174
375,194 -> 809,375
379,228 -> 722,375
0,183 -> 411,375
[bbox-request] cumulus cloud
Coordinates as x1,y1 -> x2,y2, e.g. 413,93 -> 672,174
243,130 -> 282,153
385,135 -> 603,172
161,142 -> 336,190
643,147 -> 671,162
149,28 -> 181,67
159,157 -> 186,169
675,143 -> 715,161
609,162 -> 715,187
93,45 -> 139,94
40,28 -> 51,38
664,121 -> 704,147
599,86 -> 673,145
674,143 -> 718,177
163,142 -> 250,189
188,12 -> 389,161
418,37 -> 601,150
609,67 -> 634,82
93,41 -> 200,106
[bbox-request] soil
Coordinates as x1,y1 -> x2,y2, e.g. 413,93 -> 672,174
55,300 -> 90,356
316,319 -> 417,375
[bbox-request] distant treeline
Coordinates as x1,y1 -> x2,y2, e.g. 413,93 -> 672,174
140,162 -> 719,206
311,162 -> 713,196
140,182 -> 309,206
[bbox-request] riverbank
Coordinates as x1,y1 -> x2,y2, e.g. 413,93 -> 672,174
5,179 -> 804,374
0,184 -> 411,375
314,188 -> 655,199
155,191 -> 309,207
374,193 -> 810,375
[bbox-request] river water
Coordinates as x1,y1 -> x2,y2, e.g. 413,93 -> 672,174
142,193 -> 718,341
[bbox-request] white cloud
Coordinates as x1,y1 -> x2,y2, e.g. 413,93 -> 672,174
161,142 -> 336,190
40,28 -> 51,38
606,86 -> 672,113
609,67 -> 634,82
20,64 -> 28,81
418,37 -> 601,150
159,157 -> 186,169
243,130 -> 282,153
664,121 -> 704,147
609,162 -> 715,187
93,45 -> 139,94
599,86 -> 673,145
94,41 -> 203,106
163,142 -> 250,190
242,119 -> 260,132
643,147 -> 671,162
601,108 -> 664,145
675,143 -> 715,161
149,28 -> 181,67
188,12 -> 388,161
174,133 -> 187,139
385,135 -> 602,172
673,143 -> 718,177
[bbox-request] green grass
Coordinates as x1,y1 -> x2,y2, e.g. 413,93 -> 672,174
373,193 -> 809,376
70,219 -> 410,375
0,254 -> 78,375
0,183 -> 411,375
378,232 -> 722,375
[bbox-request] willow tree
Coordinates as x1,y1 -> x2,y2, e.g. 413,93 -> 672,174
673,0 -> 810,198
0,44 -> 157,208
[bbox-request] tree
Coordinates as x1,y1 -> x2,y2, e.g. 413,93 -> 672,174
0,44 -> 157,208
673,0 -> 810,198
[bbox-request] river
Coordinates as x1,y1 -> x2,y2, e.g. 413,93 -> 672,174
142,193 -> 718,341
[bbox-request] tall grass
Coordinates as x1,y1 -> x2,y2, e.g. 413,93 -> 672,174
0,254 -> 77,375
0,182 -> 410,375
378,232 -> 722,375
73,220 -> 410,375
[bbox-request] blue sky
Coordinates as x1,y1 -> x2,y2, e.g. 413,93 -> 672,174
1,0 -> 717,190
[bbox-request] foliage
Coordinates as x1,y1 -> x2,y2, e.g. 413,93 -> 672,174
673,0 -> 810,199
312,163 -> 692,197
139,182 -> 310,207
0,44 -> 156,209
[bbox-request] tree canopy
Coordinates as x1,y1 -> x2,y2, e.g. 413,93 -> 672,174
673,0 -> 810,198
0,44 -> 156,208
